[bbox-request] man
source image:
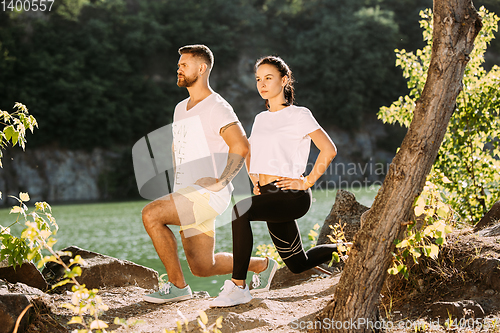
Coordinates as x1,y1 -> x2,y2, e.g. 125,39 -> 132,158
142,45 -> 277,303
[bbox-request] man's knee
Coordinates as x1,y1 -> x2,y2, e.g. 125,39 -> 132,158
142,203 -> 156,228
189,261 -> 214,277
185,246 -> 215,277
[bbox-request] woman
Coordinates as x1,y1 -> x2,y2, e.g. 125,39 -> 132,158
211,56 -> 338,307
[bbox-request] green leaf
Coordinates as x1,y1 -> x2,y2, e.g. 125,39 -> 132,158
329,252 -> 340,265
429,244 -> 439,259
435,237 -> 445,245
388,266 -> 399,275
52,278 -> 72,289
3,125 -> 14,141
414,195 -> 426,216
396,239 -> 410,248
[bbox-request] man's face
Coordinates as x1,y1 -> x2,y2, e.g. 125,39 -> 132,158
177,53 -> 200,87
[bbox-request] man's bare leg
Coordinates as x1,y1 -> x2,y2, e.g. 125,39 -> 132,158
142,193 -> 196,288
181,230 -> 268,278
144,192 -> 269,287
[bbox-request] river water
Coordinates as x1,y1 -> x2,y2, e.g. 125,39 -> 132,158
1,187 -> 378,296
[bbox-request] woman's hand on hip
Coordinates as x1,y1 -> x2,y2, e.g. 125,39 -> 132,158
275,177 -> 311,191
253,183 -> 261,195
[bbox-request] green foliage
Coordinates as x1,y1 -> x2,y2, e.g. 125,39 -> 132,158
286,0 -> 404,128
378,7 -> 500,224
0,0 -> 433,152
164,310 -> 223,333
307,223 -> 320,247
0,191 -> 113,331
388,180 -> 455,279
0,103 -> 38,167
0,193 -> 56,268
325,222 -> 350,265
256,243 -> 285,268
0,0 -> 256,149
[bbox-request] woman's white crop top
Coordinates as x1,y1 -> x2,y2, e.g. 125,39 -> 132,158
248,105 -> 321,179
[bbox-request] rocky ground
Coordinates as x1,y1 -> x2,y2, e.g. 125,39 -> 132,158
26,268 -> 340,333
22,226 -> 500,333
5,193 -> 500,333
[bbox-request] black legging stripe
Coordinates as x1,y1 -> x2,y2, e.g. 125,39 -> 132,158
231,181 -> 339,280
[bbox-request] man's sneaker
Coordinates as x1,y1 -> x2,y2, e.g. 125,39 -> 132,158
209,280 -> 252,307
142,282 -> 192,304
250,258 -> 278,293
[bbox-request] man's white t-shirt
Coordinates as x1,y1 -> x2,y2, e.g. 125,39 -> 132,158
249,105 -> 321,179
172,93 -> 239,214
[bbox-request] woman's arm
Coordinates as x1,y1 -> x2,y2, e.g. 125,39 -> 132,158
275,128 -> 336,190
305,128 -> 337,184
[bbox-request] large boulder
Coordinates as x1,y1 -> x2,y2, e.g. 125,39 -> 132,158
0,293 -> 31,333
42,246 -> 159,290
0,280 -> 45,333
269,266 -> 327,290
466,257 -> 500,292
474,201 -> 500,232
476,223 -> 500,237
317,189 -> 369,245
428,300 -> 485,320
0,260 -> 49,291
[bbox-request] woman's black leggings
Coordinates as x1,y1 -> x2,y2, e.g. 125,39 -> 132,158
231,181 -> 339,280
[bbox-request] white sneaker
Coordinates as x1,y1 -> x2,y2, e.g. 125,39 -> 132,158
209,280 -> 252,308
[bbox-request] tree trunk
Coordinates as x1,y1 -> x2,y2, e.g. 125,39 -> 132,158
314,1 -> 482,332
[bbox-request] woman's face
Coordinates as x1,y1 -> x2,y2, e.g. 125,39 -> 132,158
255,64 -> 287,101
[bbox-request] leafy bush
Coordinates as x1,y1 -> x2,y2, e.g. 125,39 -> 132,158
388,180 -> 455,278
378,7 -> 500,224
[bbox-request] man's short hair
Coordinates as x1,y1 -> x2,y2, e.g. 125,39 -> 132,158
178,44 -> 214,69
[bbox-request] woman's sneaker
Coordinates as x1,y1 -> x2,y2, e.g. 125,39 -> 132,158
250,258 -> 278,293
209,280 -> 252,307
142,282 -> 192,304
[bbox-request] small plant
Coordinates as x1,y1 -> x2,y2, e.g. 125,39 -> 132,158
326,222 -> 350,265
0,102 -> 38,167
308,223 -> 321,248
113,317 -> 145,332
256,243 -> 284,268
163,310 -> 223,333
388,180 -> 454,279
0,104 -> 127,332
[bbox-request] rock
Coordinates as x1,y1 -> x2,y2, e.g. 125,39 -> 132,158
317,189 -> 369,245
474,201 -> 500,232
466,258 -> 500,292
429,300 -> 485,320
0,261 -> 49,291
0,147 -> 118,204
1,279 -> 45,297
0,281 -> 41,333
269,266 -> 326,290
222,312 -> 272,333
476,223 -> 500,237
42,246 -> 159,290
0,293 -> 32,333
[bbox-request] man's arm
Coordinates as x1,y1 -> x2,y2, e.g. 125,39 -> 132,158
195,122 -> 249,191
218,122 -> 249,186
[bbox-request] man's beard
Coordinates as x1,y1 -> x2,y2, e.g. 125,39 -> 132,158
177,74 -> 198,87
